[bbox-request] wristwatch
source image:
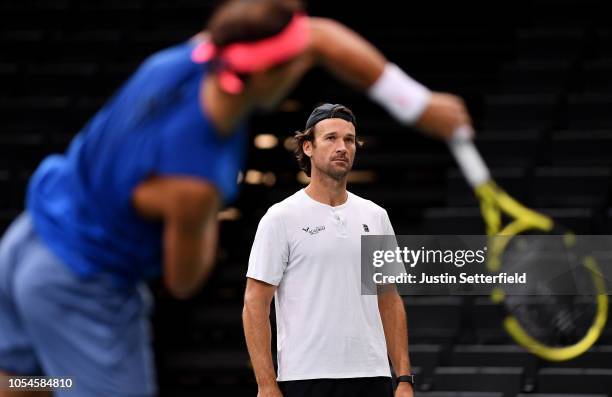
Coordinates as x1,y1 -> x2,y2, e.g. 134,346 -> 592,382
396,374 -> 416,386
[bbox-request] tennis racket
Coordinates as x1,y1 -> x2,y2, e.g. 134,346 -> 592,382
448,126 -> 608,361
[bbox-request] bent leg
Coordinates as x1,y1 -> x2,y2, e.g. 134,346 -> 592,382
10,216 -> 156,397
0,215 -> 48,397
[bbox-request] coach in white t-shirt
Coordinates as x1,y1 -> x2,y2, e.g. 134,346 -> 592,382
243,104 -> 414,397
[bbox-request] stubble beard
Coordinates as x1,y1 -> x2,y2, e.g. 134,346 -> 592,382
313,161 -> 351,181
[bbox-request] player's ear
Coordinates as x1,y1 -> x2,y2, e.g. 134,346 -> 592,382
303,140 -> 312,157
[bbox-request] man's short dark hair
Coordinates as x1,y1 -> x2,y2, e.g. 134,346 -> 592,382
293,103 -> 363,177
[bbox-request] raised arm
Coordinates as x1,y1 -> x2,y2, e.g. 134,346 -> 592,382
308,17 -> 386,89
308,17 -> 471,140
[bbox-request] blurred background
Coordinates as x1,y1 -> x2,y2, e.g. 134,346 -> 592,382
1,0 -> 612,396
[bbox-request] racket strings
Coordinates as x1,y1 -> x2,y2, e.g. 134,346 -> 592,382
499,235 -> 599,347
505,295 -> 595,346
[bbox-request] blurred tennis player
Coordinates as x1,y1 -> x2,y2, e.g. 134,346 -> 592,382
244,104 -> 414,397
0,0 -> 470,395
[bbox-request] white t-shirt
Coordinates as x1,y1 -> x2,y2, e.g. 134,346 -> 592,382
246,189 -> 396,381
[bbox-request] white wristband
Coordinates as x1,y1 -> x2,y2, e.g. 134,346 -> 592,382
367,63 -> 432,125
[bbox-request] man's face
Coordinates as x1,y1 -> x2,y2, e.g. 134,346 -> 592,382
304,118 -> 357,180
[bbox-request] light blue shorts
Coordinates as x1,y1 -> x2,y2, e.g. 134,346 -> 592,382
0,213 -> 157,396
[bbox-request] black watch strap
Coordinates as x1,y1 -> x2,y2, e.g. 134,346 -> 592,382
396,374 -> 415,386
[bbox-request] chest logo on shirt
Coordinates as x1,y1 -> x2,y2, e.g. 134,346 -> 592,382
302,225 -> 326,235
363,224 -> 370,232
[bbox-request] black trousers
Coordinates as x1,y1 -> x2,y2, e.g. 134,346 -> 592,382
278,377 -> 393,397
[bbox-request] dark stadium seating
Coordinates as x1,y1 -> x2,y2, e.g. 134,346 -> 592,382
410,344 -> 443,380
537,368 -> 612,394
0,132 -> 45,170
449,345 -> 536,370
470,297 -> 514,344
423,207 -> 487,234
516,394 -> 607,397
541,346 -> 612,369
475,130 -> 542,166
447,167 -> 527,206
417,393 -> 503,397
403,297 -> 463,342
515,28 -> 585,60
565,93 -> 612,128
482,94 -> 559,129
497,60 -> 571,94
2,1 -> 612,396
532,167 -> 611,207
0,171 -> 11,209
549,130 -> 612,166
581,60 -> 612,93
433,367 -> 524,397
596,29 -> 612,58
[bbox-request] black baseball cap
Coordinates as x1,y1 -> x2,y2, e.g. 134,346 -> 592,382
304,103 -> 356,130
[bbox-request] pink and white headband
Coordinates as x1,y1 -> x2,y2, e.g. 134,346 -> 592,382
192,13 -> 310,94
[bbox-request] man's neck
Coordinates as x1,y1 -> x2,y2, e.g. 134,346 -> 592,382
304,171 -> 348,207
201,74 -> 252,135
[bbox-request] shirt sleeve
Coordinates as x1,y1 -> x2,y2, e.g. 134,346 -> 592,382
379,209 -> 406,281
380,209 -> 396,235
156,122 -> 246,203
246,208 -> 289,286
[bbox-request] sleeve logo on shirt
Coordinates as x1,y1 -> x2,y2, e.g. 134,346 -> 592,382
363,224 -> 370,232
302,225 -> 326,235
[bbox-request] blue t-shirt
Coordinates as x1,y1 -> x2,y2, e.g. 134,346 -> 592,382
26,42 -> 247,286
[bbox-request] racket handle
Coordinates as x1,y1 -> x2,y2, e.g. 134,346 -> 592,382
447,126 -> 491,188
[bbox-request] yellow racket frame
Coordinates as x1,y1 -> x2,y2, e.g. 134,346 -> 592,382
476,181 -> 609,361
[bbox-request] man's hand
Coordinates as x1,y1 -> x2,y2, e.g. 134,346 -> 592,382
395,382 -> 414,397
415,92 -> 473,141
257,384 -> 283,397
